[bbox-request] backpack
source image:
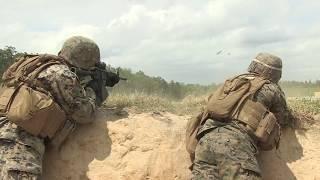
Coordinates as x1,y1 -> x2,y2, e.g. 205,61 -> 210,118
185,74 -> 268,161
206,74 -> 268,119
185,110 -> 209,162
0,54 -> 67,138
2,54 -> 63,87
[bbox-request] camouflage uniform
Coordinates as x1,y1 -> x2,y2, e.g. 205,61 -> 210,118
0,64 -> 97,179
191,57 -> 291,180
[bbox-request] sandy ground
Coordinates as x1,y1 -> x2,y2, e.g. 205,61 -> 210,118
259,125 -> 320,180
43,109 -> 320,180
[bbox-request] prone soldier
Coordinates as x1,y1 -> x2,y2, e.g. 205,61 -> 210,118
0,36 -> 121,179
189,53 -> 292,179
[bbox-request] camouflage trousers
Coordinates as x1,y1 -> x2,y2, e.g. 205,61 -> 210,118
0,118 -> 44,180
191,124 -> 261,180
0,141 -> 42,180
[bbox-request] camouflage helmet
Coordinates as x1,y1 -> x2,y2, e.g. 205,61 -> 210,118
59,36 -> 100,69
248,52 -> 282,83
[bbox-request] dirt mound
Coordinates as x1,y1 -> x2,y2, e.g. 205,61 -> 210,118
43,109 -> 320,180
43,109 -> 191,180
259,123 -> 320,180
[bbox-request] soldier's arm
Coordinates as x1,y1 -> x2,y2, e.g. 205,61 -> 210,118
38,64 -> 97,124
69,84 -> 97,124
271,85 -> 293,128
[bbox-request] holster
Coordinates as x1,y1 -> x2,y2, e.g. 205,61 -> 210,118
235,99 -> 281,150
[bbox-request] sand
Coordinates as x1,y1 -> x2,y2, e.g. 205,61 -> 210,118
43,109 -> 320,180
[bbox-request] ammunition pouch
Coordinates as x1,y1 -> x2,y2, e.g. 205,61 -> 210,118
235,99 -> 280,151
0,85 -> 66,139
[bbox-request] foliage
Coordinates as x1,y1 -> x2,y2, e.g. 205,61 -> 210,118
288,99 -> 320,115
1,46 -> 318,130
106,91 -> 320,125
111,68 -> 218,100
0,46 -> 319,99
105,92 -> 176,113
111,68 -> 320,100
105,92 -> 207,115
0,46 -> 18,80
286,99 -> 319,129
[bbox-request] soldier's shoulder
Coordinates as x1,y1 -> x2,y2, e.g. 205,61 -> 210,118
261,81 -> 284,94
261,82 -> 287,103
255,81 -> 285,102
38,64 -> 76,79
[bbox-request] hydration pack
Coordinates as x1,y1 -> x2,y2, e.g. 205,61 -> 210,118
0,54 -> 67,138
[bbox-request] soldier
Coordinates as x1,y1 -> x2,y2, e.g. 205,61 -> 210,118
191,53 -> 292,179
0,36 -> 112,179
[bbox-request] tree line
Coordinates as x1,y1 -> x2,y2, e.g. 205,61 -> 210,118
0,46 -> 319,98
113,68 -> 217,99
0,46 -> 19,80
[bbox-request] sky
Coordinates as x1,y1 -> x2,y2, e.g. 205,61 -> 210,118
1,0 -> 320,84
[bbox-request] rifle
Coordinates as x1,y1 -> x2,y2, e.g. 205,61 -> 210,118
71,62 -> 126,105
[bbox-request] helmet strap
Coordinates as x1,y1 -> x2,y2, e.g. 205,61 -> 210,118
253,59 -> 282,71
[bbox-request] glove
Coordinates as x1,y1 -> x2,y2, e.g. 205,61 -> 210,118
87,81 -> 108,106
105,71 -> 120,87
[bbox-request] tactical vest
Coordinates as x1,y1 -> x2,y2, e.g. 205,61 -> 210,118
0,54 -> 67,139
186,74 -> 281,161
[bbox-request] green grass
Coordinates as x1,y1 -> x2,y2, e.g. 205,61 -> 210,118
105,92 -> 320,115
288,99 -> 320,115
104,92 -> 207,115
105,93 -> 177,113
106,92 -> 320,116
105,92 -> 319,130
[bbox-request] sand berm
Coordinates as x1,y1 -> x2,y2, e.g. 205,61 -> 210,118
43,108 -> 320,180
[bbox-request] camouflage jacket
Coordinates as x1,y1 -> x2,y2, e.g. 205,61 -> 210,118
0,63 -> 97,146
199,75 -> 291,138
37,64 -> 97,123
